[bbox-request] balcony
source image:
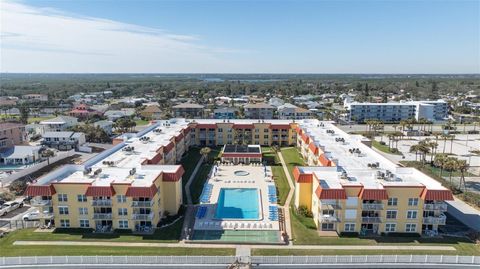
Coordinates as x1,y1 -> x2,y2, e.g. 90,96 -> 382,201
320,214 -> 340,223
321,203 -> 341,210
93,213 -> 112,220
132,201 -> 154,207
361,217 -> 382,223
92,200 -> 112,207
424,203 -> 448,211
362,203 -> 384,210
31,199 -> 52,206
423,215 -> 446,225
132,213 -> 154,220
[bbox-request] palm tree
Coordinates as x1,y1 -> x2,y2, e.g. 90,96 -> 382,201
444,157 -> 458,184
456,159 -> 469,191
449,134 -> 455,155
434,154 -> 448,177
410,144 -> 420,161
200,147 -> 211,163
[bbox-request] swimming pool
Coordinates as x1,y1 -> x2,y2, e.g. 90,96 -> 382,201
215,188 -> 260,220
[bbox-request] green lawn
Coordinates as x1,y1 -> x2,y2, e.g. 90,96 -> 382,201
280,147 -> 305,180
401,161 -> 476,178
134,119 -> 150,126
179,147 -> 202,202
372,140 -> 402,155
0,229 -> 234,256
27,116 -> 55,124
262,147 -> 290,205
190,147 -> 222,204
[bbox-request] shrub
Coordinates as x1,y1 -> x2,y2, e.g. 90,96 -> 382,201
379,141 -> 386,145
0,191 -> 16,201
297,205 -> 313,218
339,232 -> 359,237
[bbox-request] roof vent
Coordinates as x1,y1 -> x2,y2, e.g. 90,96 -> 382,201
129,168 -> 136,176
93,168 -> 102,177
83,167 -> 92,175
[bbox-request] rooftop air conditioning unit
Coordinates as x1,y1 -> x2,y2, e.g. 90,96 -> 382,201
129,168 -> 136,176
93,168 -> 102,176
83,167 -> 92,175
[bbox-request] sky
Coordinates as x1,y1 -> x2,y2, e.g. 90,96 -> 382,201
0,0 -> 479,73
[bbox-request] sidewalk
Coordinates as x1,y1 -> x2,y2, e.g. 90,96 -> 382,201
13,240 -> 456,251
277,150 -> 295,245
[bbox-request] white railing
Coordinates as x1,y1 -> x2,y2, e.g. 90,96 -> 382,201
362,203 -> 384,210
132,213 -> 154,220
92,213 -> 112,220
0,255 -> 479,266
424,203 -> 448,211
91,200 -> 112,206
131,201 -> 154,207
361,217 -> 382,223
30,199 -> 52,206
320,215 -> 340,222
423,215 -> 447,225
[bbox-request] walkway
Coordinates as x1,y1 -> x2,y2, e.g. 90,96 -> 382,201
277,149 -> 295,245
13,241 -> 456,251
180,155 -> 205,240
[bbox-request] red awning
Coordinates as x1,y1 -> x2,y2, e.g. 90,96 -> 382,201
125,184 -> 158,198
175,133 -> 184,143
318,154 -> 332,166
301,133 -> 310,144
164,142 -> 174,154
163,166 -> 185,182
315,186 -> 347,200
293,167 -> 313,183
233,124 -> 254,129
184,127 -> 191,134
295,126 -> 303,135
359,188 -> 388,200
421,189 -> 454,201
270,124 -> 291,129
24,185 -> 56,196
147,152 -> 163,164
308,143 -> 319,155
85,186 -> 115,197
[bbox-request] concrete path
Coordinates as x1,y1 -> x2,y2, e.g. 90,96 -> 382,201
277,149 -> 296,245
184,155 -> 206,205
13,241 -> 456,251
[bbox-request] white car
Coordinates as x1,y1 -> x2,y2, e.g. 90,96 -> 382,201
23,210 -> 41,221
0,201 -> 23,216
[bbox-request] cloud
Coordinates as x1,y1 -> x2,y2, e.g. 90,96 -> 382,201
0,1 -> 246,72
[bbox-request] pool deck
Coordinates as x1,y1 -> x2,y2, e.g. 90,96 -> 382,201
194,163 -> 280,231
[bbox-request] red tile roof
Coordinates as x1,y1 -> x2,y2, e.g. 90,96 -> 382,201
301,133 -> 310,144
24,185 -> 56,196
85,186 -> 115,197
308,143 -> 319,155
164,142 -> 174,154
125,184 -> 158,198
315,186 -> 347,200
421,189 -> 454,201
162,166 -> 185,182
359,188 -> 388,200
293,167 -> 313,183
233,124 -> 254,129
196,123 -> 217,129
175,133 -> 184,143
270,124 -> 291,129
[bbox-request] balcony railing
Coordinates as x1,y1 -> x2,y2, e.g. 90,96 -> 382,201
132,213 -> 154,220
93,213 -> 113,220
320,214 -> 340,223
92,200 -> 112,207
361,217 -> 382,223
132,201 -> 154,207
321,203 -> 342,210
423,215 -> 446,225
362,203 -> 384,210
31,199 -> 52,206
424,203 -> 448,211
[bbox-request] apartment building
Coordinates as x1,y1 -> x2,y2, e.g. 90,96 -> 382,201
345,100 -> 449,123
244,103 -> 275,119
189,119 -> 297,147
0,123 -> 27,148
277,103 -> 315,120
172,103 -> 205,118
26,120 -> 191,232
213,107 -> 237,119
293,120 -> 453,236
40,116 -> 78,133
22,94 -> 48,102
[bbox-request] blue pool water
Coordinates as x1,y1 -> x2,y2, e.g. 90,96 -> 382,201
215,188 -> 260,220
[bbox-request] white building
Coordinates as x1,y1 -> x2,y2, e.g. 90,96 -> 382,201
93,120 -> 114,135
41,132 -> 86,151
40,116 -> 78,133
278,103 -> 314,120
0,145 -> 42,165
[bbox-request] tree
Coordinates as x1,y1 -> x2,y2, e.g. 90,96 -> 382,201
456,159 -> 469,191
19,106 -> 29,124
443,157 -> 459,184
434,154 -> 448,177
200,147 -> 211,163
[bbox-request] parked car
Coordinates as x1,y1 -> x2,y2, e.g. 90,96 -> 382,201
0,201 -> 23,216
0,199 -> 5,206
23,210 -> 40,221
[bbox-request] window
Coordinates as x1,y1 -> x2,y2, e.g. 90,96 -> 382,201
405,223 -> 417,232
118,220 -> 128,229
254,129 -> 259,133
385,223 -> 396,232
264,135 -> 269,139
218,128 -> 223,132
344,223 -> 355,232
78,207 -> 88,215
387,197 -> 397,206
58,194 -> 68,202
118,208 -> 128,216
264,129 -> 269,133
79,220 -> 90,228
408,198 -> 419,206
386,210 -> 397,219
346,197 -> 358,207
345,209 -> 357,219
117,195 -> 127,203
407,210 -> 418,219
77,194 -> 87,202
58,206 -> 69,215
60,219 -> 70,228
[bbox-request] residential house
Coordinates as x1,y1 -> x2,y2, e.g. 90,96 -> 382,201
40,116 -> 78,133
22,94 -> 48,102
172,103 -> 205,118
94,120 -> 114,135
244,103 -> 275,119
104,108 -> 135,121
0,123 -> 27,148
0,145 -> 42,165
278,103 -> 315,120
140,105 -> 162,120
213,107 -> 237,119
42,132 -> 86,150
69,104 -> 103,119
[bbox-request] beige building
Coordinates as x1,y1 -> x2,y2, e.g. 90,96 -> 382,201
172,103 -> 205,118
244,103 -> 275,119
0,123 -> 27,149
293,120 -> 453,236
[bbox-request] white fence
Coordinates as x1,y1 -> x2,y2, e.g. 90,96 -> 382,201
0,255 -> 479,266
2,150 -> 75,186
